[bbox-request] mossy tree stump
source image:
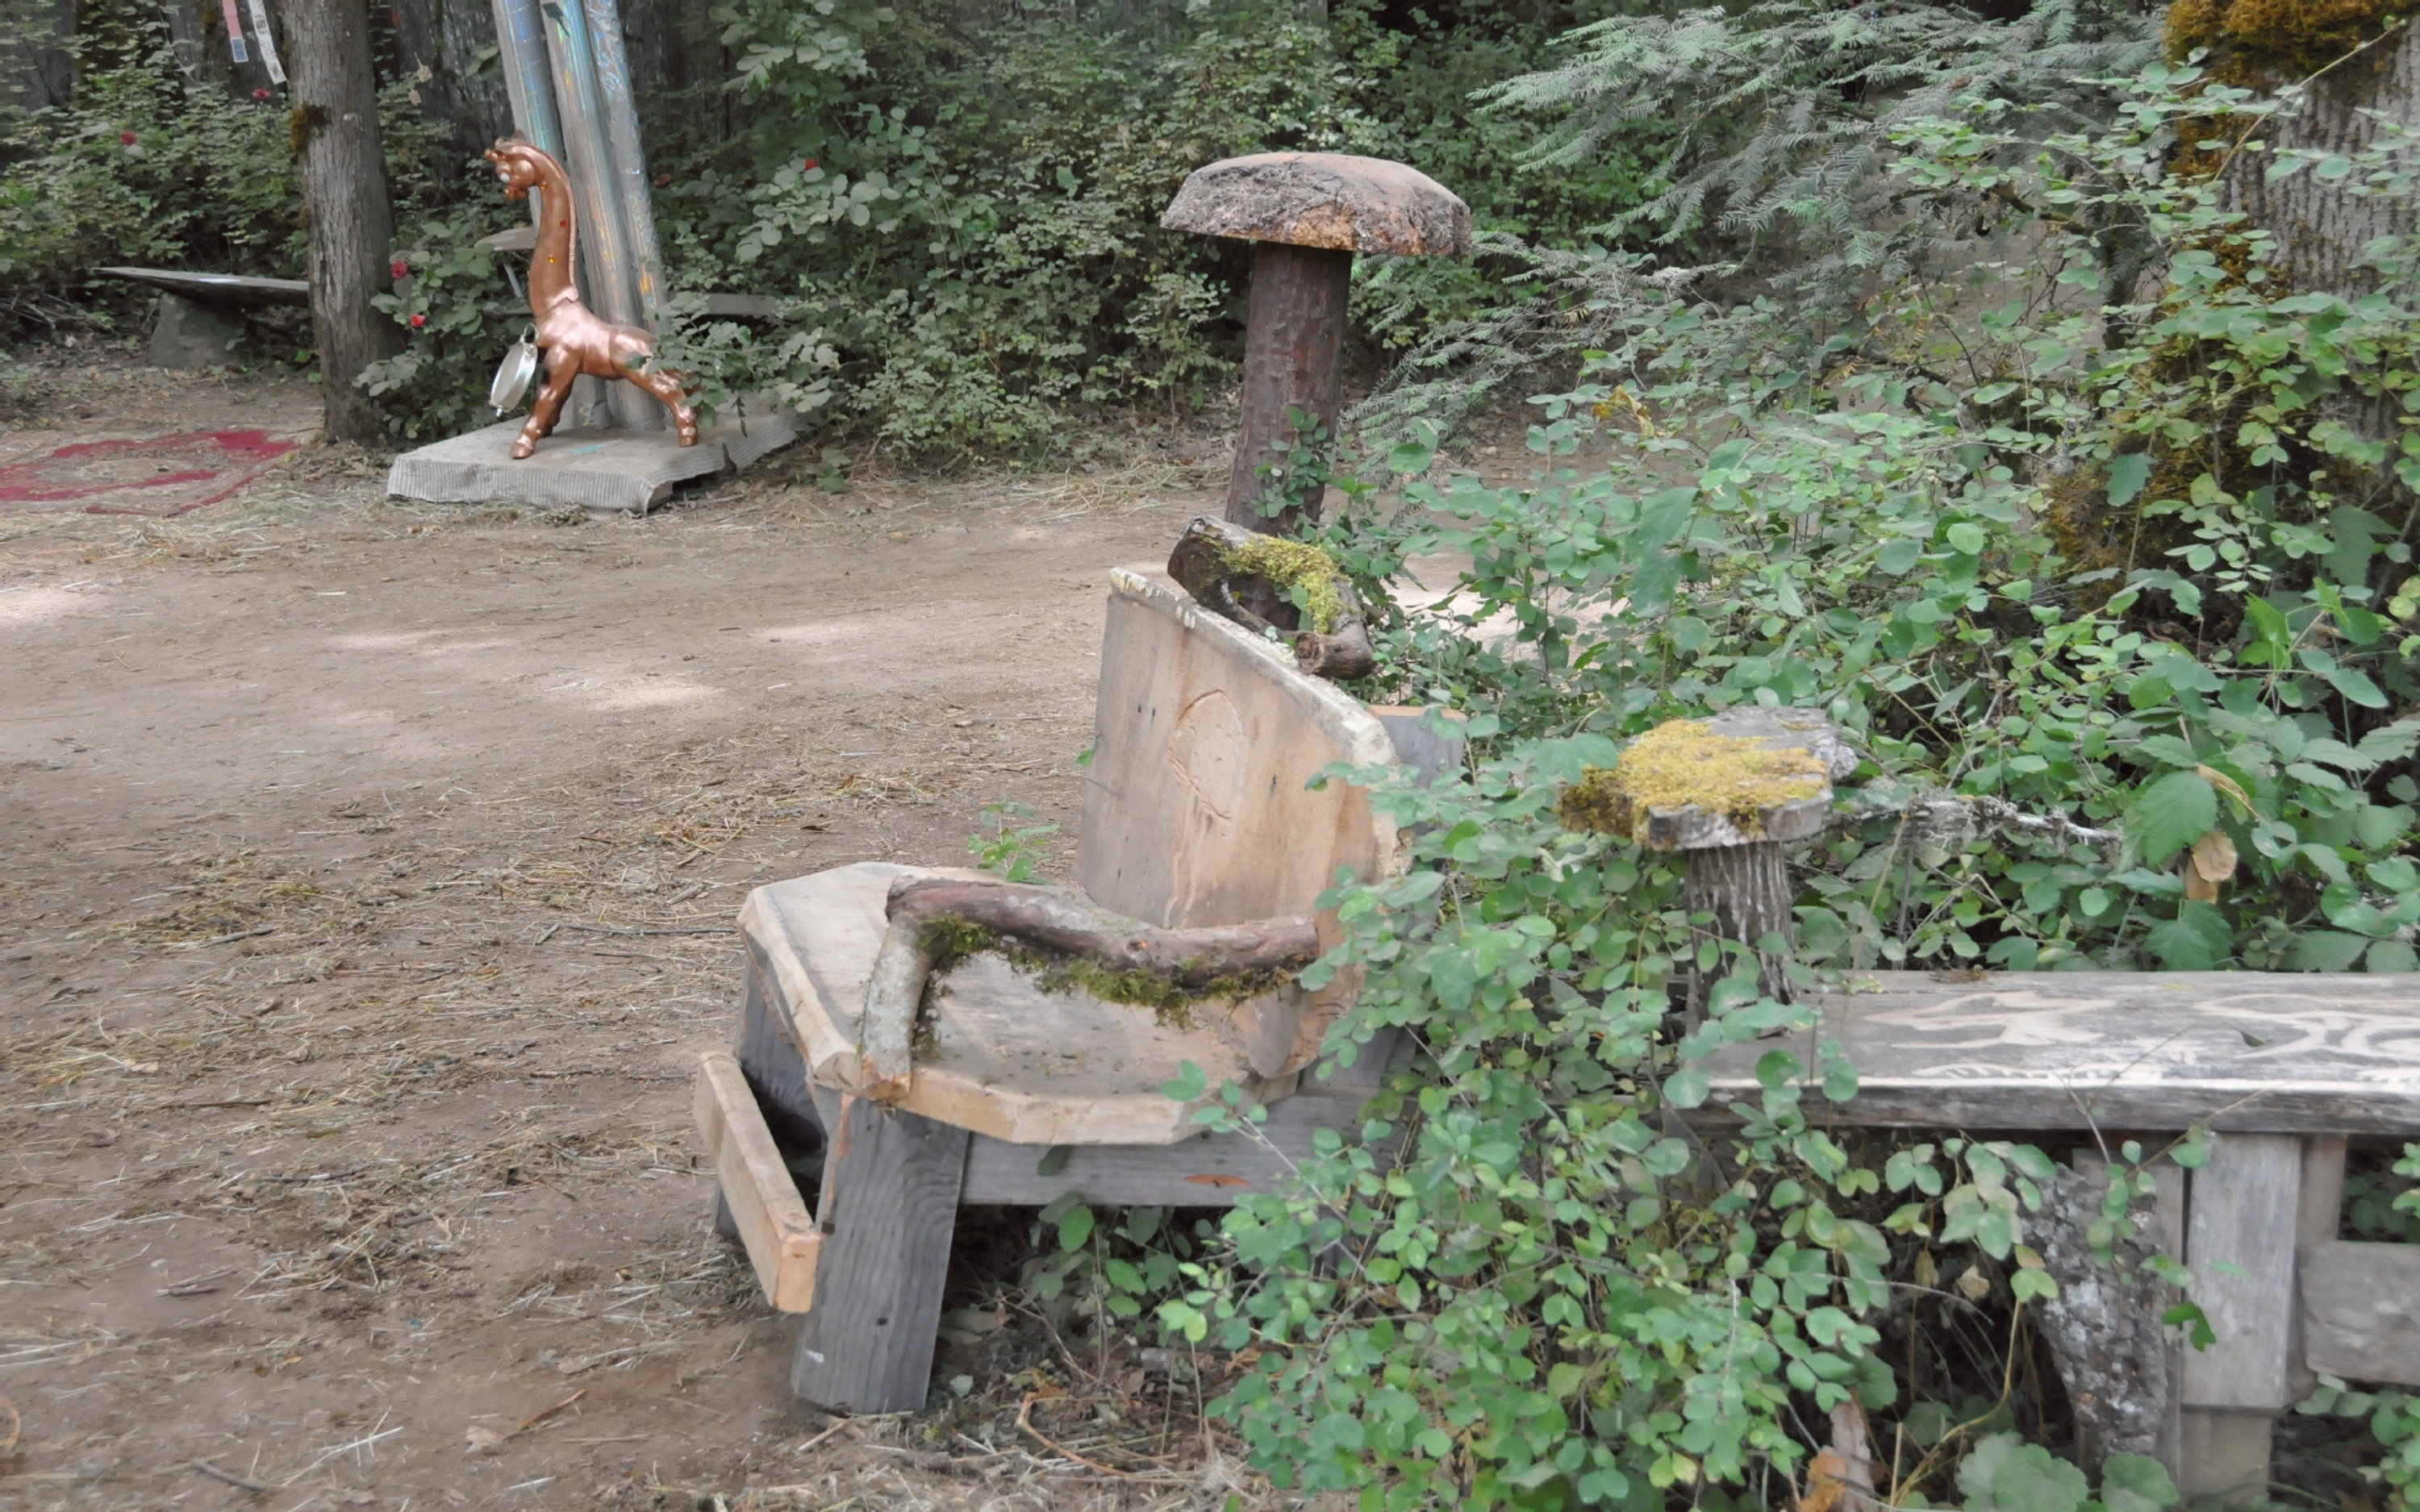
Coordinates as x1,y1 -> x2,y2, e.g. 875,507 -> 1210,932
1562,710 -> 1856,1010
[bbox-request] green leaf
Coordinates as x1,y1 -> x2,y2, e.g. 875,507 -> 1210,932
2128,770 -> 2217,864
1878,538 -> 1924,575
1959,1433 -> 2089,1512
2107,452 -> 2154,509
2368,940 -> 2420,973
1160,1060 -> 1208,1102
1058,1202 -> 1094,1252
2285,931 -> 2370,973
2320,663 -> 2390,708
2099,1455 -> 2179,1512
1663,1068 -> 1712,1109
2147,902 -> 2231,970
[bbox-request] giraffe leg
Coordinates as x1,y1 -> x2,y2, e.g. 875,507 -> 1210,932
515,365 -> 574,460
632,367 -> 699,447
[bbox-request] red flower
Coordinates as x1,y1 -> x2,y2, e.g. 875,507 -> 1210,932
655,173 -> 671,187
252,87 -> 271,102
802,158 -> 816,171
118,130 -> 138,145
409,313 -> 426,328
390,259 -> 409,278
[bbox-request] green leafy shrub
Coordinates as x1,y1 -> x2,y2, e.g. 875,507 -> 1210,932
1127,52 -> 2420,1512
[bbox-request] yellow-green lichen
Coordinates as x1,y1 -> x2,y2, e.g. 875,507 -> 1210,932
2164,0 -> 2407,85
913,914 -> 1291,1029
1220,535 -> 1347,634
1558,719 -> 1828,843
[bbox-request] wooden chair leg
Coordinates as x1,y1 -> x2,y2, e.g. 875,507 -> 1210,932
791,1093 -> 969,1414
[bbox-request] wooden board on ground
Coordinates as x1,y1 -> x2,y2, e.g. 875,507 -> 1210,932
693,1052 -> 820,1312
385,411 -> 800,515
1695,972 -> 2420,1133
743,861 -> 1287,1145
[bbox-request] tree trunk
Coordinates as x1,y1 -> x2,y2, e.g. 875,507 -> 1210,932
287,0 -> 401,444
2219,23 -> 2420,302
1225,242 -> 1352,535
1684,840 -> 1793,1009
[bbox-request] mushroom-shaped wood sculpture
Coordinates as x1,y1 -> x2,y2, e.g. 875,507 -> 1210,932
1162,152 -> 1469,534
1560,709 -> 1856,1008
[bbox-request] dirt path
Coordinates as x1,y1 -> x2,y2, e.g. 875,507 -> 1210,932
1,364 -> 1242,1510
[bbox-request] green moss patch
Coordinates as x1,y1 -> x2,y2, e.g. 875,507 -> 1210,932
913,914 -> 1293,1029
1558,719 -> 1828,843
1219,535 -> 1347,635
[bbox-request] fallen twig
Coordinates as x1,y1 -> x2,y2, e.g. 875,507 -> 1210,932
518,1386 -> 586,1433
1017,1392 -> 1128,1477
191,1458 -> 269,1493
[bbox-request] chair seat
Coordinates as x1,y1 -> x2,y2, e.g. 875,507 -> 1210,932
740,861 -> 1304,1145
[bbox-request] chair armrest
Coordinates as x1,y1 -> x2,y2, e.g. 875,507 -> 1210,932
856,876 -> 1322,1105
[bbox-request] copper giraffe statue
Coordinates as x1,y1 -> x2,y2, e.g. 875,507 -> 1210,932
483,140 -> 698,459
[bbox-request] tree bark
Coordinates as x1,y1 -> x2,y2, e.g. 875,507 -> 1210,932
286,0 -> 401,444
1225,242 -> 1353,535
1684,840 -> 1794,1007
886,877 -> 1321,980
2220,23 -> 2420,302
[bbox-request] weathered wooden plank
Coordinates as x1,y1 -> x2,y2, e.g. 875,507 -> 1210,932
959,1085 -> 1386,1206
693,1052 -> 820,1313
1079,571 -> 1396,934
2301,1239 -> 2420,1388
791,1095 -> 969,1414
2174,1409 -> 2276,1506
2182,1134 -> 2303,1411
95,266 -> 309,306
733,952 -> 824,1152
1696,973 -> 2420,1135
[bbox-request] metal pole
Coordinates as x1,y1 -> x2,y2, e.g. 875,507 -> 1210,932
489,0 -> 564,221
537,0 -> 657,430
579,0 -> 668,332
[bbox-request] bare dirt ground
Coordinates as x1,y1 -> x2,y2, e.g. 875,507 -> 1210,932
2,353 -> 1266,1512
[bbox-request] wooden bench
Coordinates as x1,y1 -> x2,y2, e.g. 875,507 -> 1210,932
96,266 -> 308,369
696,569 -> 1445,1412
1699,971 -> 2420,1502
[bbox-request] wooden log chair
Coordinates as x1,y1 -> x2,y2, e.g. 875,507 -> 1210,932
1696,973 -> 2420,1503
693,570 -> 1453,1413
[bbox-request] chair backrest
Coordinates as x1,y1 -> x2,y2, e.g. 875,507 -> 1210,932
1079,571 -> 1397,930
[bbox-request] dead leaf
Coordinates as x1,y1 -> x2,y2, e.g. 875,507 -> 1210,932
1955,1264 -> 1991,1302
2191,829 -> 2237,881
2197,764 -> 2251,811
465,1426 -> 506,1455
1184,1173 -> 1249,1188
1797,1449 -> 1850,1512
1913,1250 -> 1938,1290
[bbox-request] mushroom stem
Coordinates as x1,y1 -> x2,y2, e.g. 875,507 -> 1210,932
1227,242 -> 1354,535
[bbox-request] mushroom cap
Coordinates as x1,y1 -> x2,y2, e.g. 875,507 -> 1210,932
1161,152 -> 1471,257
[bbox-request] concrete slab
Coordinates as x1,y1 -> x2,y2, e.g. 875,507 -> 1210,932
385,408 -> 802,514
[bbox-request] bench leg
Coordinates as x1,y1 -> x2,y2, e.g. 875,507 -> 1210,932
790,1093 -> 968,1414
2173,1133 -> 2342,1503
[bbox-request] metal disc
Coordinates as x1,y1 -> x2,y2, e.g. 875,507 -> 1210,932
489,339 -> 539,414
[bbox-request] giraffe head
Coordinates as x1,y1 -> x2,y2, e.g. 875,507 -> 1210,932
484,139 -> 556,202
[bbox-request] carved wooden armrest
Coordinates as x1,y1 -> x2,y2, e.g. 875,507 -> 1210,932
857,876 -> 1322,1105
